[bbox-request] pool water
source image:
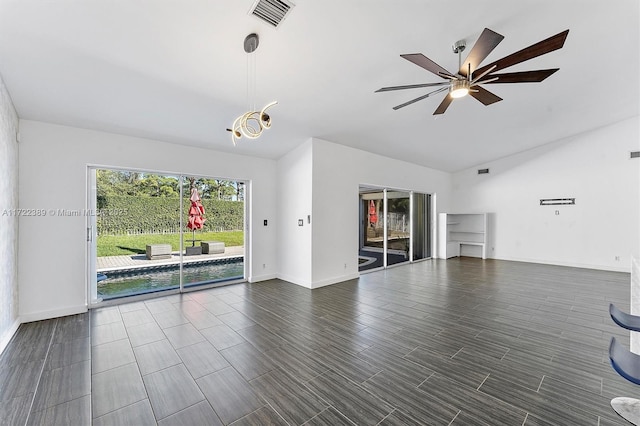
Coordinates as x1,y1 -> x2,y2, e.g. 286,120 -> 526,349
98,258 -> 244,300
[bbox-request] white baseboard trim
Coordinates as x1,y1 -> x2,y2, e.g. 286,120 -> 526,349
494,256 -> 631,273
0,319 -> 21,357
276,273 -> 313,289
310,273 -> 360,289
20,304 -> 88,324
247,273 -> 277,283
275,272 -> 361,289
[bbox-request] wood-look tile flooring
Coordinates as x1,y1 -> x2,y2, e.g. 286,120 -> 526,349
1,258 -> 636,425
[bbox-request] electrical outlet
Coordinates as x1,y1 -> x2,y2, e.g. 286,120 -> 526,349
262,263 -> 266,269
615,256 -> 621,261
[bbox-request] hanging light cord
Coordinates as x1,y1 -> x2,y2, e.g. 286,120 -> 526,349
227,33 -> 278,146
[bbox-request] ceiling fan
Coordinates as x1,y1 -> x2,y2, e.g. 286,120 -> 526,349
376,28 -> 569,115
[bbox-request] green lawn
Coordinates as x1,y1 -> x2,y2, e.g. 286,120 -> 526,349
97,231 -> 244,257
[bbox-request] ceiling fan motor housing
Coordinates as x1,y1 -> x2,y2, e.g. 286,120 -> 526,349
450,79 -> 470,98
452,40 -> 466,53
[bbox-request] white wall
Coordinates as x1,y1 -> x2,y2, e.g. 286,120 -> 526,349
0,74 -> 19,353
451,117 -> 640,272
276,140 -> 313,286
18,120 -> 278,321
277,138 -> 452,289
18,115 -> 635,322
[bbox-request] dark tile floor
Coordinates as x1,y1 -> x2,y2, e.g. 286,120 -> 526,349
0,258 -> 636,425
0,313 -> 91,425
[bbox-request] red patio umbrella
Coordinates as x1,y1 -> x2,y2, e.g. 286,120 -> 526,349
187,187 -> 206,246
369,200 -> 378,227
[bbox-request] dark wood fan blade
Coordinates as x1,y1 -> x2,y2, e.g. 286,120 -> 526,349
433,94 -> 454,115
401,54 -> 453,79
480,69 -> 559,84
459,28 -> 504,77
393,87 -> 449,110
375,81 -> 449,92
474,30 -> 569,76
470,86 -> 503,105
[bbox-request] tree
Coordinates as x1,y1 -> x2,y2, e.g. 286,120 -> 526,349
389,198 -> 409,214
97,170 -> 136,206
235,182 -> 244,201
197,178 -> 218,199
138,174 -> 179,197
218,180 -> 235,200
97,169 -> 243,201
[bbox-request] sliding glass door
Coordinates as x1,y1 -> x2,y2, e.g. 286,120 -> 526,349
412,192 -> 430,261
90,168 -> 245,302
181,175 -> 245,290
360,193 -> 384,270
359,187 -> 431,272
386,191 -> 411,267
93,170 -> 182,300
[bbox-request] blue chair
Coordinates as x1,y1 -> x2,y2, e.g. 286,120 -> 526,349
610,337 -> 640,385
609,337 -> 640,424
610,304 -> 640,332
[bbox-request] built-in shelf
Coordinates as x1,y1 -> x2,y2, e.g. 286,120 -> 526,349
438,213 -> 488,259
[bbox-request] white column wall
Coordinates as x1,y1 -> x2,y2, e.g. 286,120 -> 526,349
0,74 -> 19,353
309,138 -> 451,288
18,120 -> 278,321
451,117 -> 640,272
276,140 -> 313,287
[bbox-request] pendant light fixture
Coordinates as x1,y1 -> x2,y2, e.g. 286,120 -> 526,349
227,33 -> 277,146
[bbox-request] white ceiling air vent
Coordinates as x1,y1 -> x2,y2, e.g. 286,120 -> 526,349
478,168 -> 490,174
249,0 -> 295,28
631,151 -> 640,159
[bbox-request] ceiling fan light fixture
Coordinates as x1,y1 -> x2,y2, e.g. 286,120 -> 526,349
450,79 -> 470,98
377,28 -> 569,115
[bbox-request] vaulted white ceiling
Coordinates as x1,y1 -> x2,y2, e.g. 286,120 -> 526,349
0,0 -> 637,171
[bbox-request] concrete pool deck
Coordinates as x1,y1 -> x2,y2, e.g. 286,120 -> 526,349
97,245 -> 244,272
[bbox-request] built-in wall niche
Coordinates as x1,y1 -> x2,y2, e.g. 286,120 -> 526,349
438,213 -> 488,259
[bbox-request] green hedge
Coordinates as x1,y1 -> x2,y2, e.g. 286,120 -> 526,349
97,195 -> 243,236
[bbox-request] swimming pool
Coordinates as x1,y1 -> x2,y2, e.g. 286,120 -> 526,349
97,257 -> 244,300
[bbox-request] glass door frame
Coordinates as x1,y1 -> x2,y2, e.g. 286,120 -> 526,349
86,165 -> 249,307
385,189 -> 412,269
359,185 -> 433,273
